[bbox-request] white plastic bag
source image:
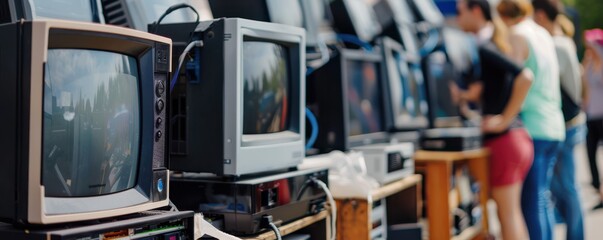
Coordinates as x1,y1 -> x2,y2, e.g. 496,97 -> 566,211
326,151 -> 380,200
194,213 -> 242,240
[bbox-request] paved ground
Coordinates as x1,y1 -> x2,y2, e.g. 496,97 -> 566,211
488,144 -> 603,239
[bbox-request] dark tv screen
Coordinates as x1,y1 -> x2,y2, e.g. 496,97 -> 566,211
242,41 -> 291,135
345,60 -> 384,136
43,49 -> 140,197
391,51 -> 429,125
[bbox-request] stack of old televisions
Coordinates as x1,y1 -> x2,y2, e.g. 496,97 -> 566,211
0,0 -> 196,239
0,0 -> 484,239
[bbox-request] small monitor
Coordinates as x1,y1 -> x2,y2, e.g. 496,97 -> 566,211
154,18 -> 306,176
208,0 -> 303,28
378,37 -> 429,131
0,19 -> 171,225
101,0 -> 210,31
345,59 -> 385,136
1,0 -> 104,23
329,0 -> 382,43
307,49 -> 388,153
423,51 -> 463,127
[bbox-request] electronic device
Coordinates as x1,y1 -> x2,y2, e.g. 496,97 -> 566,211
0,19 -> 171,225
101,0 -> 212,31
0,210 -> 194,240
207,0 -> 333,63
372,0 -> 418,46
378,37 -> 429,132
307,48 -> 389,153
406,0 -> 446,26
154,18 -> 306,176
388,223 -> 423,240
371,198 -> 388,240
420,128 -> 482,151
208,0 -> 304,28
352,142 -> 414,185
329,0 -> 382,43
169,168 -> 329,235
0,0 -> 104,23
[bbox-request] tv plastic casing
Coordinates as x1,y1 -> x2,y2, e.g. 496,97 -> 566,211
329,0 -> 382,43
307,48 -> 389,153
155,18 -> 306,177
100,0 -> 211,31
0,0 -> 105,24
0,20 -> 172,225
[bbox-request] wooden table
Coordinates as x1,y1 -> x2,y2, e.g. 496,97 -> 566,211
415,148 -> 490,240
336,174 -> 423,240
242,210 -> 330,240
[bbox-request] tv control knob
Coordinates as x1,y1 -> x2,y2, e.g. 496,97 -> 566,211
155,130 -> 162,141
156,99 -> 165,113
156,117 -> 162,128
156,81 -> 165,97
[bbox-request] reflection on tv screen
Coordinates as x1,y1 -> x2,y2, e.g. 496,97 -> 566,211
391,51 -> 429,126
346,60 -> 384,136
42,49 -> 140,197
242,41 -> 291,135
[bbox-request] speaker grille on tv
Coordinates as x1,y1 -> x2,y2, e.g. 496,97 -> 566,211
101,0 -> 130,27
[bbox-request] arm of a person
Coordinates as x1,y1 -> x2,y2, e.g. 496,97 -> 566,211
508,33 -> 530,64
500,69 -> 533,125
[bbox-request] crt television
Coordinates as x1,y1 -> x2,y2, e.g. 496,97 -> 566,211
307,49 -> 389,153
378,37 -> 429,131
100,0 -> 212,31
329,0 -> 383,43
155,18 -> 306,177
0,0 -> 105,24
0,20 -> 172,225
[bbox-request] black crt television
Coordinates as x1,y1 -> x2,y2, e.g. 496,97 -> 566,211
329,0 -> 383,44
100,0 -> 211,31
0,0 -> 105,23
154,18 -> 306,177
307,49 -> 389,153
0,19 -> 172,225
377,37 -> 429,132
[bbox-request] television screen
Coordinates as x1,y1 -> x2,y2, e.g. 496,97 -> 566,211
345,60 -> 384,136
31,0 -> 102,23
391,51 -> 429,126
43,49 -> 140,197
242,41 -> 291,135
425,53 -> 459,120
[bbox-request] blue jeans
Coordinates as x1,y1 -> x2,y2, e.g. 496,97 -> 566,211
551,124 -> 586,240
522,139 -> 563,240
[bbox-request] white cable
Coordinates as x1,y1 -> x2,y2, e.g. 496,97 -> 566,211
169,200 -> 179,212
178,40 -> 204,71
268,222 -> 282,240
312,179 -> 336,240
317,35 -> 331,66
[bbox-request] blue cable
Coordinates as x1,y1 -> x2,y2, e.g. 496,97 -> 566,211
305,107 -> 319,150
419,28 -> 440,57
336,34 -> 373,52
170,64 -> 182,92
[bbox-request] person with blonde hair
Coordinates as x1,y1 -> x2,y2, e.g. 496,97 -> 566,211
532,0 -> 586,239
456,1 -> 533,238
497,0 -> 566,239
